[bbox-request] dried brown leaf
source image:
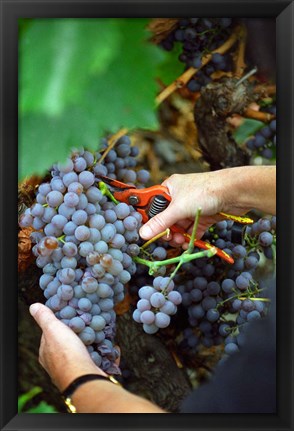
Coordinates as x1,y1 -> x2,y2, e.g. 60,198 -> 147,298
18,227 -> 34,272
147,18 -> 179,44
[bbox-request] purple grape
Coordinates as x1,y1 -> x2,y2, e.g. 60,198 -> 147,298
46,190 -> 64,207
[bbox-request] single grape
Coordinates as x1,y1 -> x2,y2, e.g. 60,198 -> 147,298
150,292 -> 166,308
69,316 -> 86,333
154,312 -> 171,329
160,300 -> 177,315
78,171 -> 95,189
206,308 -> 220,322
58,203 -> 76,219
219,323 -> 231,337
59,284 -> 74,301
78,241 -> 94,257
140,310 -> 155,324
79,327 -> 96,345
75,225 -> 91,241
101,224 -> 116,242
51,178 -> 67,193
137,169 -> 150,184
221,278 -> 235,293
201,296 -> 217,311
235,274 -> 250,290
78,298 -> 92,312
132,309 -> 142,323
81,277 -> 98,294
138,286 -> 156,300
46,190 -> 64,207
90,315 -> 106,331
39,274 -> 54,290
142,323 -> 158,334
137,298 -> 151,312
224,342 -> 239,355
97,283 -> 112,298
58,268 -> 76,284
167,290 -> 182,305
152,247 -> 167,260
60,306 -> 77,319
123,216 -> 138,231
259,231 -> 273,247
99,298 -> 114,312
247,310 -> 261,321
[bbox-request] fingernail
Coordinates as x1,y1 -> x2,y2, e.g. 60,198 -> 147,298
140,225 -> 153,239
29,303 -> 40,316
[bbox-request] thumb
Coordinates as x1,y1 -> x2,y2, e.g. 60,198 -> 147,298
139,204 -> 179,239
29,303 -> 56,330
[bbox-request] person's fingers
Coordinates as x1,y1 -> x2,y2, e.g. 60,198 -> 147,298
170,232 -> 186,246
139,203 -> 180,239
29,303 -> 62,333
38,334 -> 46,366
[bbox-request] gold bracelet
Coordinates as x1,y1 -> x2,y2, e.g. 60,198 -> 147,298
62,373 -> 122,413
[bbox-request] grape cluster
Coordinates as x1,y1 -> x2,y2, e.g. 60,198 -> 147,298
132,276 -> 182,334
93,136 -> 150,186
169,216 -> 276,361
19,135 -> 148,374
246,117 -> 276,160
160,18 -> 234,92
245,216 -> 276,259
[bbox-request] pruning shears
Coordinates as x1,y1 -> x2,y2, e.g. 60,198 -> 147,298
98,175 -> 253,264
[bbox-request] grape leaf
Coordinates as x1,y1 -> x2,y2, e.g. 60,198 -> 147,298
26,402 -> 57,413
156,42 -> 185,85
19,18 -> 120,116
233,119 -> 265,145
19,19 -> 165,180
83,19 -> 165,131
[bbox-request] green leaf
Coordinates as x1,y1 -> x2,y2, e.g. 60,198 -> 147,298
19,19 -> 165,180
84,19 -> 165,131
26,402 -> 57,413
18,387 -> 42,412
233,119 -> 265,145
156,42 -> 185,85
19,19 -> 120,116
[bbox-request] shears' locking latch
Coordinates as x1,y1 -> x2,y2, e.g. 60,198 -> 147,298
148,195 -> 169,219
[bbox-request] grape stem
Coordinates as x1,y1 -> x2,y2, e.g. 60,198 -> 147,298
187,208 -> 201,253
57,235 -> 66,244
141,228 -> 171,249
98,128 -> 129,165
240,297 -> 270,302
98,182 -> 119,205
134,208 -> 217,276
243,107 -> 275,123
133,248 -> 216,276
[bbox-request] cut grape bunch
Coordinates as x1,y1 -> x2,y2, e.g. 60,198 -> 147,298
133,276 -> 182,334
19,135 -> 150,375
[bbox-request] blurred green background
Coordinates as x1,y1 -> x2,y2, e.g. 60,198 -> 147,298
18,18 -> 183,181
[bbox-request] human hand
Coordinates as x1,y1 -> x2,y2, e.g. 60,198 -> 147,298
140,170 -> 253,248
139,171 -> 248,247
29,303 -> 107,392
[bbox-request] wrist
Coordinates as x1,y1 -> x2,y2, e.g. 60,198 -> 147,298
56,363 -> 106,392
216,166 -> 255,214
220,166 -> 276,215
62,373 -> 122,413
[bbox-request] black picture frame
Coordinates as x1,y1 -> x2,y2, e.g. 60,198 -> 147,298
1,0 -> 293,430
